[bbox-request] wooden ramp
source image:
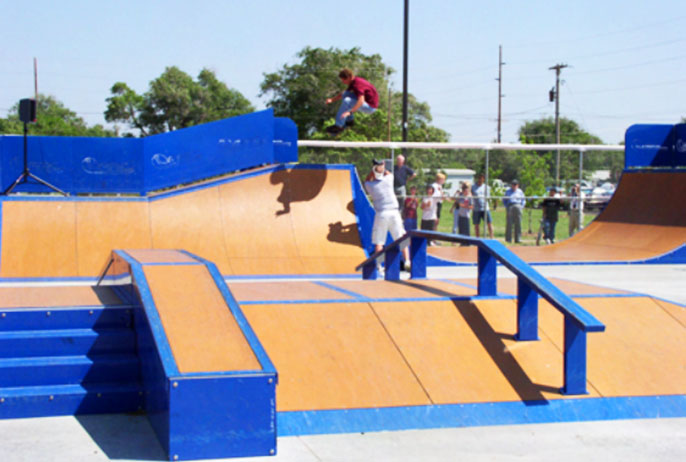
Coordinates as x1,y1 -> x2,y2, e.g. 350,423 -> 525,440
0,166 -> 366,278
233,278 -> 686,413
429,171 -> 686,264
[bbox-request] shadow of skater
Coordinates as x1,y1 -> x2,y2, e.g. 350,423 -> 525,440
270,167 -> 327,216
327,200 -> 363,247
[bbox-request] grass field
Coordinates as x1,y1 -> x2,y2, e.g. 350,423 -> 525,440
418,203 -> 598,247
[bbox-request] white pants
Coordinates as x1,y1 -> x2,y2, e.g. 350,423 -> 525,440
372,210 -> 406,245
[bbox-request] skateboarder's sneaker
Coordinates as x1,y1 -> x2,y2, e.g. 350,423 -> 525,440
326,125 -> 344,135
345,119 -> 355,128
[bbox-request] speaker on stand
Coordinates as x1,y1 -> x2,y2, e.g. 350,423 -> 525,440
3,98 -> 67,196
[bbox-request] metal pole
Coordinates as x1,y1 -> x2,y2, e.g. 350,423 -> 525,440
555,68 -> 561,186
402,0 -> 409,145
549,63 -> 568,187
497,45 -> 503,143
484,149 -> 489,238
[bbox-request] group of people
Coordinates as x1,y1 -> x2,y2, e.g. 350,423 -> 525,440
329,69 -> 584,255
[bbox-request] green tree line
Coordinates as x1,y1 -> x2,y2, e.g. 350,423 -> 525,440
0,46 -> 638,188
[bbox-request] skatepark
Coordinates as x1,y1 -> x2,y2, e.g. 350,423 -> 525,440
0,110 -> 685,460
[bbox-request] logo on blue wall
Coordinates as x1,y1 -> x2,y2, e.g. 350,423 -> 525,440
151,153 -> 179,169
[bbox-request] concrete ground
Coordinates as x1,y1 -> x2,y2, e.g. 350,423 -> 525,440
0,263 -> 684,461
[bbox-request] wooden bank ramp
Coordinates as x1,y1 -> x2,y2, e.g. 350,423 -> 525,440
429,170 -> 686,264
0,165 -> 366,279
230,278 -> 686,434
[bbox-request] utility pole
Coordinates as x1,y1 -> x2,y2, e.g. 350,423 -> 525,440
496,45 -> 504,143
402,0 -> 409,146
549,63 -> 568,187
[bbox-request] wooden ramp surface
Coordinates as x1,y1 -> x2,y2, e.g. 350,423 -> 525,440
0,167 -> 365,278
430,171 -> 686,264
235,278 -> 686,412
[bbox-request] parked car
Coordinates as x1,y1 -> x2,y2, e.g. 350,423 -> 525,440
585,182 -> 615,210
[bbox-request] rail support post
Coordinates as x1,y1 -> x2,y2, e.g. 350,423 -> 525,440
515,278 -> 539,341
384,246 -> 401,281
410,235 -> 427,279
362,261 -> 378,280
477,247 -> 497,296
562,317 -> 589,395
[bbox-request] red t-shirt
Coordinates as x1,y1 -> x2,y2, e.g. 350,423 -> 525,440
348,77 -> 379,108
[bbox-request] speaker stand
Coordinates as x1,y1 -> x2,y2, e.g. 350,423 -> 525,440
3,123 -> 67,196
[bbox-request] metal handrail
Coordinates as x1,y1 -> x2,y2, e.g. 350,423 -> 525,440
356,229 -> 605,395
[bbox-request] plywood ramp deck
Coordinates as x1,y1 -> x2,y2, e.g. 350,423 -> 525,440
0,167 -> 366,278
430,171 -> 686,264
238,279 -> 686,412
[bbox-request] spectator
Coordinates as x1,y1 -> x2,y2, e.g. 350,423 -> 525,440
431,172 -> 447,231
364,159 -> 410,271
541,188 -> 561,244
325,68 -> 379,135
503,179 -> 526,243
568,183 -> 584,237
421,185 -> 438,244
402,185 -> 419,231
472,174 -> 494,238
393,154 -> 416,210
451,182 -> 473,236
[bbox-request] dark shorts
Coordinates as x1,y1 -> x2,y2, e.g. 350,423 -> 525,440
472,210 -> 492,225
421,219 -> 436,231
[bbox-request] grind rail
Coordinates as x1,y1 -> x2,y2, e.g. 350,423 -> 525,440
355,230 -> 605,395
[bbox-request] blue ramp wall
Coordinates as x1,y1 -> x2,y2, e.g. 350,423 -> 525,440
0,109 -> 298,195
625,123 -> 686,169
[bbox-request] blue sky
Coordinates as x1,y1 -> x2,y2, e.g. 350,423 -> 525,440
2,0 -> 684,143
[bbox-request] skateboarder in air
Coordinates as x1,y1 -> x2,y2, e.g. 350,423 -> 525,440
325,68 -> 379,135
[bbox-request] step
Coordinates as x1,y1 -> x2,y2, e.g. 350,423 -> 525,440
0,328 -> 136,358
0,306 -> 135,331
0,354 -> 141,387
0,382 -> 143,419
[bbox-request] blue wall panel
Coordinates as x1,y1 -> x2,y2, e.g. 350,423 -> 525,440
0,109 -> 298,195
624,123 -> 686,169
143,109 -> 275,192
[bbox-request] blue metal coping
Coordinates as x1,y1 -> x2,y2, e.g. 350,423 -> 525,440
278,395 -> 686,436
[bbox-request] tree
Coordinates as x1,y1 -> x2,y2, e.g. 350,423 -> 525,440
105,67 -> 254,136
515,117 -> 617,186
0,95 -> 115,137
260,46 -> 449,179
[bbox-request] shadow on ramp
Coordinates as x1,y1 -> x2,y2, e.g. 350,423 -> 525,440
270,167 -> 327,216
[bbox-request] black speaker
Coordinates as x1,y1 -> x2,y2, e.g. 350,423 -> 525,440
19,98 -> 36,123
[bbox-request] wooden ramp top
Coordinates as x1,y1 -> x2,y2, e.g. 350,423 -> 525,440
430,171 -> 686,264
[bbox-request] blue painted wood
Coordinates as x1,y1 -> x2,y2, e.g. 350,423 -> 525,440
477,247 -> 497,296
0,110 -> 298,195
0,383 -> 143,419
362,261 -> 378,280
113,249 -> 277,460
0,307 -> 133,331
0,354 -> 140,387
384,246 -> 401,281
168,376 -> 276,460
0,328 -> 136,358
562,318 -> 589,395
516,278 -> 539,341
277,395 -> 686,436
410,236 -> 427,279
